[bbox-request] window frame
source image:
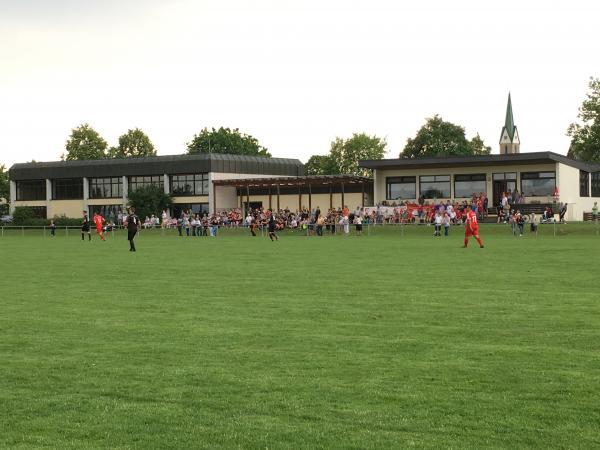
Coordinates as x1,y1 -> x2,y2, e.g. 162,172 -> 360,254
52,178 -> 83,200
15,179 -> 46,201
385,176 -> 416,200
90,177 -> 123,199
419,175 -> 451,199
128,175 -> 164,193
580,171 -> 590,197
591,172 -> 600,197
170,174 -> 209,197
453,173 -> 487,198
520,171 -> 556,197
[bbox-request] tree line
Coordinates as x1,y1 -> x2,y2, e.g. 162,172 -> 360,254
1,76 -> 599,215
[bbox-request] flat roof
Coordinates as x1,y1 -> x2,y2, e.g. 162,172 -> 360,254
359,151 -> 600,172
9,153 -> 304,180
213,175 -> 372,188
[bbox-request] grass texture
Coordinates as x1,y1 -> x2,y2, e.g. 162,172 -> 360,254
1,224 -> 599,449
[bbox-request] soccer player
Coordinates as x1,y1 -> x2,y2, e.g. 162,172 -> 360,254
81,210 -> 91,241
125,207 -> 141,251
93,211 -> 106,241
463,205 -> 484,248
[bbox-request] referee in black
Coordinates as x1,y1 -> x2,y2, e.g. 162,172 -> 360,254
125,207 -> 141,251
81,210 -> 91,241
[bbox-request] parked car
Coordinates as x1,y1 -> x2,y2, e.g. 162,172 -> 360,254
1,215 -> 13,224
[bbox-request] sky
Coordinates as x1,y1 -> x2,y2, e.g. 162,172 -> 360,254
1,0 -> 599,166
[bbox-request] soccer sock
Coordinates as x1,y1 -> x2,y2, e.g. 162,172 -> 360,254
81,233 -> 84,240
88,234 -> 91,241
464,237 -> 469,247
475,236 -> 484,247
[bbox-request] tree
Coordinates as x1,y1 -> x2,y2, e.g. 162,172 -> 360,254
304,154 -> 338,176
329,133 -> 387,177
127,185 -> 172,222
187,127 -> 271,157
65,124 -> 108,160
109,128 -> 157,158
468,133 -> 492,155
0,164 -> 9,215
401,115 -> 490,158
567,77 -> 600,162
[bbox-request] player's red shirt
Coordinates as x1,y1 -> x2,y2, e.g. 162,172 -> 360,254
466,211 -> 478,229
94,215 -> 104,229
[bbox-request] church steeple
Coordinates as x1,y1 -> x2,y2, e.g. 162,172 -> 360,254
499,92 -> 520,154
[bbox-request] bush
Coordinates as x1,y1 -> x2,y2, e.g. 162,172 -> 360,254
12,207 -> 35,225
10,208 -> 82,226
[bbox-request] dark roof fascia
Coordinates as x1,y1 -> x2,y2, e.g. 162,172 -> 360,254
9,153 -> 304,180
213,174 -> 373,187
359,152 -> 600,172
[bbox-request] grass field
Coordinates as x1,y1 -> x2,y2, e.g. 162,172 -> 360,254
1,224 -> 600,449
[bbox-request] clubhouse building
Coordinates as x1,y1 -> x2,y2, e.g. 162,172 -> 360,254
8,153 -> 372,221
8,95 -> 600,221
359,95 -> 600,221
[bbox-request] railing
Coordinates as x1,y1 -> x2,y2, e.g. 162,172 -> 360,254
2,221 -> 599,238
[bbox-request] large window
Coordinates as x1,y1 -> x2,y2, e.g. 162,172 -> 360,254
16,180 -> 46,201
128,175 -> 164,193
521,172 -> 556,197
420,175 -> 450,199
90,177 -> 122,199
454,174 -> 487,198
592,172 -> 600,197
88,205 -> 124,223
172,203 -> 209,218
580,171 -> 589,197
52,178 -> 83,200
171,174 -> 209,196
386,176 -> 416,200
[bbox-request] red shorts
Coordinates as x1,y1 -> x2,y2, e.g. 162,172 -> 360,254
465,226 -> 478,237
96,227 -> 103,233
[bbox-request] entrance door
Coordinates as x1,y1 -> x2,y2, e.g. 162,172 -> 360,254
493,180 -> 506,208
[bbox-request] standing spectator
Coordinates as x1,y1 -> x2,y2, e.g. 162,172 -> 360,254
161,209 -> 169,228
529,212 -> 538,235
433,212 -> 442,236
592,202 -> 598,222
516,210 -> 525,236
49,220 -> 56,237
443,212 -> 451,236
353,214 -> 363,236
559,203 -> 568,223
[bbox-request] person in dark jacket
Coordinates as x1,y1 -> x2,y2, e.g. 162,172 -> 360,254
125,207 -> 141,252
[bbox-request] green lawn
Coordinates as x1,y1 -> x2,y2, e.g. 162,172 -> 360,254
1,224 -> 600,449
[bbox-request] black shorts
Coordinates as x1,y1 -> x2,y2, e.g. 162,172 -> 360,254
81,226 -> 90,232
356,224 -> 363,231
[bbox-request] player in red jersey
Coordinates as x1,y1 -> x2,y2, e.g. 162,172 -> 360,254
93,211 -> 106,241
463,205 -> 484,248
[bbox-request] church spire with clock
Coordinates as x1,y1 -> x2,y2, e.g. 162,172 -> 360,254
499,93 -> 520,154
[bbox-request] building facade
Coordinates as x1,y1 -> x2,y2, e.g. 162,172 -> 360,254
360,152 -> 600,221
9,154 -> 303,220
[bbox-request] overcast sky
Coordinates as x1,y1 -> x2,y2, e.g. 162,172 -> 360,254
1,0 -> 599,166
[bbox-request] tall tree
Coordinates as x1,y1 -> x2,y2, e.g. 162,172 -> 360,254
0,164 -> 9,215
109,128 -> 157,158
127,185 -> 172,222
329,133 -> 387,177
468,133 -> 492,155
304,154 -> 338,176
401,115 -> 490,158
187,127 -> 271,157
65,124 -> 108,160
567,77 -> 600,162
